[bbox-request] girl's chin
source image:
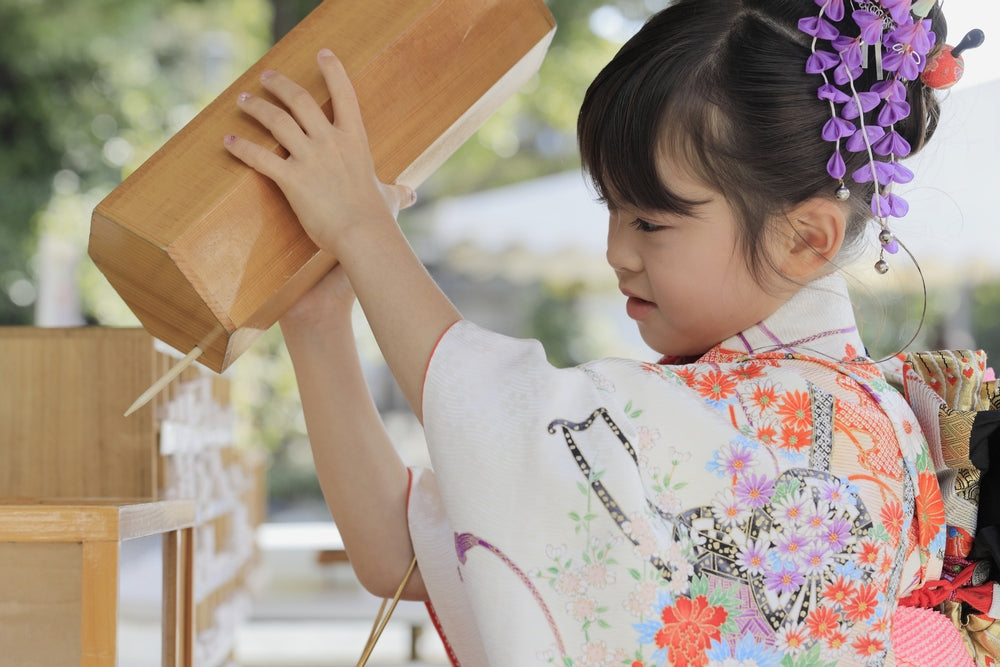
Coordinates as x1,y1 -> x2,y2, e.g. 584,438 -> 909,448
640,331 -> 710,363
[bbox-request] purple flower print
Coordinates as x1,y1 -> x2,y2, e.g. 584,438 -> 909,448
821,515 -> 854,553
774,529 -> 809,565
820,479 -> 854,505
719,442 -> 756,477
800,501 -> 832,536
735,472 -> 776,510
737,537 -> 770,576
765,564 -> 805,596
802,543 -> 834,576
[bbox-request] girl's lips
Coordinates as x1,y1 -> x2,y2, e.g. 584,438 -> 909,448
626,296 -> 656,321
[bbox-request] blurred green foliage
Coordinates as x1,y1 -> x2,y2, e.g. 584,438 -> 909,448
2,0 -> 271,323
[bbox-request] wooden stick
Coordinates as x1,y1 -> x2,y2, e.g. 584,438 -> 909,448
124,346 -> 204,417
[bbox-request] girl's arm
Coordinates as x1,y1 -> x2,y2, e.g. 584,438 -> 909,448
279,266 -> 428,599
224,50 -> 461,420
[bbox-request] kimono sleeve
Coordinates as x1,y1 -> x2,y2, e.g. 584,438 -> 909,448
411,320 -> 634,661
419,319 -> 607,516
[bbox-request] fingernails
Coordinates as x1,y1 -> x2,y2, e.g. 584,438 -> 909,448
409,188 -> 418,205
260,69 -> 275,81
237,92 -> 250,104
318,48 -> 334,59
224,135 -> 236,146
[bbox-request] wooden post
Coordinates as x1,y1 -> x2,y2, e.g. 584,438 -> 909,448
89,0 -> 555,372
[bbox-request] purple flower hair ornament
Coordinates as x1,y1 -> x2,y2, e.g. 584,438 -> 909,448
801,0 -> 937,274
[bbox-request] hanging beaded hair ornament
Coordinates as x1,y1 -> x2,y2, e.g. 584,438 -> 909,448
800,0 -> 983,273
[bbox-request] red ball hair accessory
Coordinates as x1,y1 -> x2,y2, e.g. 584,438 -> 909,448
922,29 -> 985,90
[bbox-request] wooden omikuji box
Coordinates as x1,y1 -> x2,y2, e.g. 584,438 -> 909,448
0,327 -> 224,498
89,0 -> 556,372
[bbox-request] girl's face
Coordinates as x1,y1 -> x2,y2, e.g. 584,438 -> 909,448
606,164 -> 794,358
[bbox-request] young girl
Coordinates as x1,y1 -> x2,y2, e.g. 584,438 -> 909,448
225,0 -> 970,664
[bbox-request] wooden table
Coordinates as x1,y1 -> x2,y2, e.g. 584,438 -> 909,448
0,499 -> 196,667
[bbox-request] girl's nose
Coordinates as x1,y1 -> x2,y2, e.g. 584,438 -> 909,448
606,213 -> 642,273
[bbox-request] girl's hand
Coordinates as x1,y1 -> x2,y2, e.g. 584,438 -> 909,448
223,49 -> 415,257
279,262 -> 355,333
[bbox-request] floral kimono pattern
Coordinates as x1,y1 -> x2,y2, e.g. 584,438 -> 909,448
409,274 -> 947,666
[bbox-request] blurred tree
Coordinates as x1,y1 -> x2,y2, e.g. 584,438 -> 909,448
1,0 -> 270,324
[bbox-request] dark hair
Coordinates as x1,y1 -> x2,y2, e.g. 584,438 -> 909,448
578,0 -> 947,284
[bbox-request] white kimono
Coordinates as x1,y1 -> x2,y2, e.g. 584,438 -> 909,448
408,274 -> 947,667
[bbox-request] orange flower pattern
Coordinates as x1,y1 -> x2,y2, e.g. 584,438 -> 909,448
542,335 -> 946,666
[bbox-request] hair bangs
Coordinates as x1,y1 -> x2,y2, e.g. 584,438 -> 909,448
578,43 -> 708,217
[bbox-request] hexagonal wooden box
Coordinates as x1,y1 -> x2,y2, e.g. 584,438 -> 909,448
90,0 -> 555,371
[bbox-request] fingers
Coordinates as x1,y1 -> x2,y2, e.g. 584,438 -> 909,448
235,91 -> 310,155
317,49 -> 366,135
223,133 -> 288,182
256,68 -> 333,138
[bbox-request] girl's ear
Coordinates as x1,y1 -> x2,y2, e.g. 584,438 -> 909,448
778,198 -> 847,279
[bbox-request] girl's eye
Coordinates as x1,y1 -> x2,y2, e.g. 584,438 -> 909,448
630,218 -> 666,233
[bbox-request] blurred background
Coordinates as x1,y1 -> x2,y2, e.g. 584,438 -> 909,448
2,0 -> 998,664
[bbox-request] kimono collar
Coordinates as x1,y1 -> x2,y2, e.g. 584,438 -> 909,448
702,273 -> 867,364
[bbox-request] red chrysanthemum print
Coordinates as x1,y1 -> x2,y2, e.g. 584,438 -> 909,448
675,367 -> 699,388
756,425 -> 778,446
806,606 -> 842,639
695,370 -> 738,402
880,500 -> 904,544
780,425 -> 812,451
844,583 -> 879,623
822,576 -> 856,607
826,630 -> 848,650
655,595 -> 728,667
855,538 -> 881,570
852,634 -> 886,658
733,362 -> 766,382
750,384 -> 778,412
916,472 -> 946,549
777,390 -> 813,429
879,554 -> 894,576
